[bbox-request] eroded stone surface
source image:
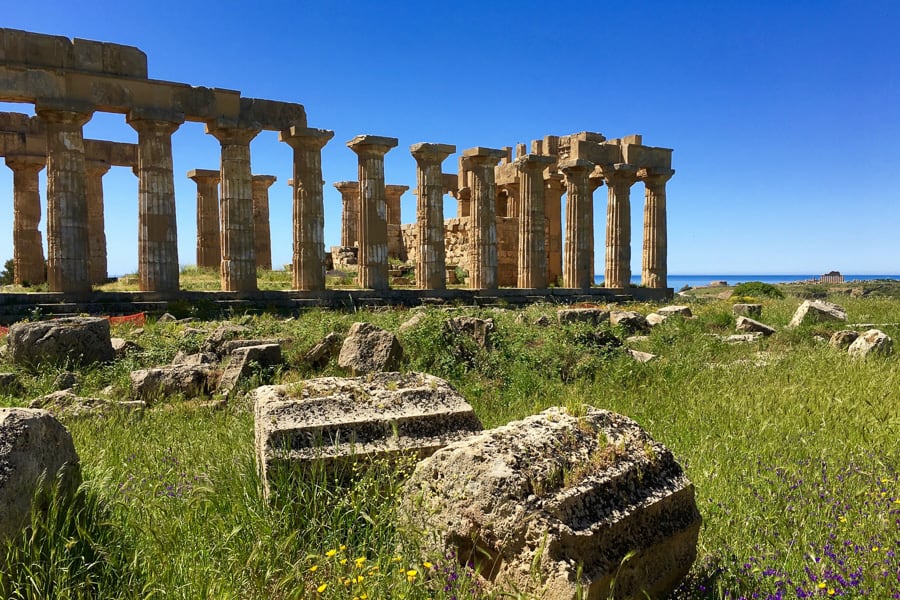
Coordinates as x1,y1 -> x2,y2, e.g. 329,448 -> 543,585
557,308 -> 610,326
0,408 -> 80,545
303,332 -> 342,368
787,300 -> 847,328
736,316 -> 776,336
848,329 -> 893,358
7,317 -> 114,368
337,322 -> 403,375
444,317 -> 495,349
732,303 -> 762,318
657,305 -> 692,317
401,406 -> 700,599
130,365 -> 213,402
610,310 -> 651,335
253,372 -> 482,498
218,343 -> 283,395
829,330 -> 859,350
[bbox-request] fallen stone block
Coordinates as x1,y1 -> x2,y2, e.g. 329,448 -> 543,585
219,344 -> 283,395
52,371 -> 78,391
29,390 -> 145,417
398,312 -> 427,333
787,300 -> 847,328
303,332 -> 342,368
646,312 -> 667,327
401,406 -> 700,600
201,323 -> 250,356
732,303 -> 763,318
130,365 -> 213,402
338,322 -> 404,375
253,372 -> 482,499
172,351 -> 217,367
610,310 -> 651,335
848,329 -> 893,358
626,348 -> 657,363
0,408 -> 80,545
7,317 -> 115,368
557,307 -> 610,326
111,337 -> 142,359
723,333 -> 762,343
0,373 -> 23,395
829,330 -> 859,350
443,317 -> 495,349
657,305 -> 692,317
219,338 -> 282,357
735,316 -> 776,336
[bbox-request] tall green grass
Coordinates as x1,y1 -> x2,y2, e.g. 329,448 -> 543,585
1,292 -> 898,598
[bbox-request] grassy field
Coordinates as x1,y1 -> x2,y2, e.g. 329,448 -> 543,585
1,281 -> 898,599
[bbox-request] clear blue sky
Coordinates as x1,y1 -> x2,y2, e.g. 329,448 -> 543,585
1,0 -> 898,276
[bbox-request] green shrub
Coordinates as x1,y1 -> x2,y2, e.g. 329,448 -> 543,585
731,281 -> 784,299
0,259 -> 13,285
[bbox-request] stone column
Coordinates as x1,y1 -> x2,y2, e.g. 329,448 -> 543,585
5,155 -> 46,286
411,143 -> 455,290
252,175 -> 277,270
346,135 -> 398,290
187,169 -> 221,269
461,147 -> 505,290
639,168 -> 675,289
333,181 -> 360,247
127,113 -> 184,292
544,174 -> 565,286
560,159 -> 595,290
207,125 -> 260,292
280,126 -> 334,291
36,104 -> 92,294
385,184 -> 409,261
84,160 -> 110,285
515,154 -> 554,289
601,164 -> 639,289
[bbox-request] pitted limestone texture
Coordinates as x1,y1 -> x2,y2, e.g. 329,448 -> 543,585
787,300 -> 847,328
401,406 -> 700,600
7,316 -> 114,368
337,322 -> 404,375
253,372 -> 482,499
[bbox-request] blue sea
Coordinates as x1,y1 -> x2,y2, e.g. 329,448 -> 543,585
593,274 -> 900,289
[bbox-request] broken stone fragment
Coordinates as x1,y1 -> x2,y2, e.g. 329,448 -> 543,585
253,372 -> 482,499
829,330 -> 859,350
218,343 -> 283,396
735,316 -> 776,336
130,364 -> 213,402
7,317 -> 115,368
787,300 -> 847,328
337,322 -> 404,375
646,312 -> 667,327
556,307 -> 610,326
732,303 -> 763,318
610,310 -> 651,335
657,305 -> 692,317
443,316 -> 495,349
626,348 -> 657,362
111,337 -> 142,359
847,329 -> 893,358
401,406 -> 700,599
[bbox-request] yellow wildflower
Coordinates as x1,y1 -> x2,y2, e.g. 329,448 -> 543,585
316,583 -> 327,593
340,558 -> 348,565
817,582 -> 826,589
309,565 -> 318,573
423,561 -> 434,569
325,549 -> 337,558
355,556 -> 366,568
828,589 -> 835,596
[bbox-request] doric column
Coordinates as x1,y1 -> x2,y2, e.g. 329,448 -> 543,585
252,175 -> 277,270
601,164 -> 639,289
544,174 -> 565,286
639,167 -> 675,289
187,169 -> 221,269
280,126 -> 334,291
333,181 -> 360,247
346,135 -> 398,290
127,112 -> 184,292
35,104 -> 92,294
560,159 -> 595,290
411,142 -> 455,290
461,147 -> 505,290
515,154 -> 554,289
206,125 -> 260,292
385,184 -> 409,260
84,160 -> 110,285
5,155 -> 46,286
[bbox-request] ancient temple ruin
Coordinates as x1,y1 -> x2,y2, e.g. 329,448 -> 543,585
0,28 -> 674,309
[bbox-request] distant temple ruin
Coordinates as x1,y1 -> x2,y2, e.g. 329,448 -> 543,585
0,28 -> 674,304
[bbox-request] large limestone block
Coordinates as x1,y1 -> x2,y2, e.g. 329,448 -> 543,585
556,308 -> 610,326
657,305 -> 692,317
732,303 -> 762,318
130,365 -> 213,402
735,316 -> 776,336
829,330 -> 859,350
787,300 -> 847,328
610,311 -> 651,335
401,407 -> 700,599
0,408 -> 80,545
847,329 -> 893,358
338,322 -> 404,375
444,316 -> 495,349
253,372 -> 482,498
7,317 -> 115,368
218,343 -> 283,395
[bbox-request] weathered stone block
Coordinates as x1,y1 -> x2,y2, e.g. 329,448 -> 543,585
253,372 -> 482,498
657,305 -> 692,317
829,330 -> 859,350
848,329 -> 893,358
401,407 -> 700,599
218,343 -> 283,395
556,307 -> 610,326
338,322 -> 404,375
735,316 -> 776,336
303,332 -> 343,368
7,317 -> 115,368
787,300 -> 847,328
732,303 -> 763,318
610,310 -> 651,335
130,365 -> 212,402
0,408 -> 80,545
443,317 -> 495,349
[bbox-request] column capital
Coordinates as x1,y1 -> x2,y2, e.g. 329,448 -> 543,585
5,154 -> 46,173
34,100 -> 93,126
410,142 -> 456,164
544,173 -> 565,192
333,181 -> 360,194
252,174 -> 278,188
637,167 -> 675,185
514,153 -> 554,173
385,184 -> 410,198
126,108 -> 184,134
600,163 -> 640,186
187,169 -> 221,184
347,134 -> 398,157
279,126 -> 335,150
205,124 -> 260,145
461,146 -> 505,168
84,159 -> 111,177
559,158 -> 594,175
